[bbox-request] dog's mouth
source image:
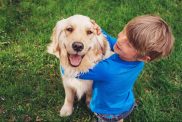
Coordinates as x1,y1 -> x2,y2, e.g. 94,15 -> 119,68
64,43 -> 91,67
68,53 -> 85,67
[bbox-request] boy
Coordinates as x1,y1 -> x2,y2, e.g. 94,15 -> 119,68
77,15 -> 174,122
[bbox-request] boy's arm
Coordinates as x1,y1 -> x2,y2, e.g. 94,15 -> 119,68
102,30 -> 117,51
76,58 -> 111,81
76,30 -> 116,80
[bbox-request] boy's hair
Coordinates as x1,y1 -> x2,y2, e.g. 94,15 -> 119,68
125,15 -> 174,61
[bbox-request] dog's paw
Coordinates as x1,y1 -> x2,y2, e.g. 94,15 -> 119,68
60,105 -> 73,117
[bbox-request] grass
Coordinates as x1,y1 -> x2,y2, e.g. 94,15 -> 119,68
0,0 -> 182,121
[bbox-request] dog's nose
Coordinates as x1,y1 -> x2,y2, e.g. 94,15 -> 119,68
72,42 -> 84,52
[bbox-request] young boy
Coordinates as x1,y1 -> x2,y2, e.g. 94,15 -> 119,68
77,15 -> 174,122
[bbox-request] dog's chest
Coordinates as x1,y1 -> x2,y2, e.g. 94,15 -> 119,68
63,77 -> 92,92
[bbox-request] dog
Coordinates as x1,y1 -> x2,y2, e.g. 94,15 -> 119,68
47,15 -> 112,117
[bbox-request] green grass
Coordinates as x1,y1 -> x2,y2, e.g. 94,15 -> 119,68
0,0 -> 181,121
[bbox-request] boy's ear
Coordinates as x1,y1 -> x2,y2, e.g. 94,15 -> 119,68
138,56 -> 151,62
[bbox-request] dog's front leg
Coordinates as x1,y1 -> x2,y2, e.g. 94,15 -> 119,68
60,86 -> 75,117
86,89 -> 92,108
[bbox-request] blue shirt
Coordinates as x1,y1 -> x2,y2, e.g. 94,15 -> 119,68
77,30 -> 144,115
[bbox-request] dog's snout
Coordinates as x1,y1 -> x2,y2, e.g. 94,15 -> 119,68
72,42 -> 84,52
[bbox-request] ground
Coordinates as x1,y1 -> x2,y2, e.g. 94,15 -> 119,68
0,0 -> 182,121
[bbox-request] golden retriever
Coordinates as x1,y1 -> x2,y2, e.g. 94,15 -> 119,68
47,15 -> 112,117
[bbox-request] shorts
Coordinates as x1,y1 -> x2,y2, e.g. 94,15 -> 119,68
95,103 -> 137,122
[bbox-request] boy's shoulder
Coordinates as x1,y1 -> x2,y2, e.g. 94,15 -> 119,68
100,54 -> 144,74
109,54 -> 144,66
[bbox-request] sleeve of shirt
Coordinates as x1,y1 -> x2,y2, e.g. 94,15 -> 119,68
77,58 -> 111,81
102,29 -> 117,51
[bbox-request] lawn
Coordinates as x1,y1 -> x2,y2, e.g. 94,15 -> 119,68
0,0 -> 181,121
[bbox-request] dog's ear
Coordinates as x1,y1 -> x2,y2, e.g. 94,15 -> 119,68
90,19 -> 101,35
47,19 -> 67,58
97,35 -> 110,56
102,37 -> 110,56
90,19 -> 111,58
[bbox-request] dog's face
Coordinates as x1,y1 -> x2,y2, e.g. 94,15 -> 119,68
62,16 -> 98,67
48,15 -> 109,71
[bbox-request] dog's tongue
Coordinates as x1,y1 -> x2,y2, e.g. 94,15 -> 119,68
69,54 -> 82,66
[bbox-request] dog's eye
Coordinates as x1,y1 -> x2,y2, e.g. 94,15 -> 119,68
66,27 -> 73,32
87,30 -> 93,35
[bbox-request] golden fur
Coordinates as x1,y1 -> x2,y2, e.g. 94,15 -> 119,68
47,15 -> 112,117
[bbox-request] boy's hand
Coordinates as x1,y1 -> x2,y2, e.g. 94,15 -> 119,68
91,20 -> 101,35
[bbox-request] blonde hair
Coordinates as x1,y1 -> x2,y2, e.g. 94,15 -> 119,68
125,15 -> 174,61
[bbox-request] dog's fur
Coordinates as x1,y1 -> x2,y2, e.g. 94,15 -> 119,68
47,15 -> 112,117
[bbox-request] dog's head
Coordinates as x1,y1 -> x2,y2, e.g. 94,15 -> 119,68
48,15 -> 110,71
